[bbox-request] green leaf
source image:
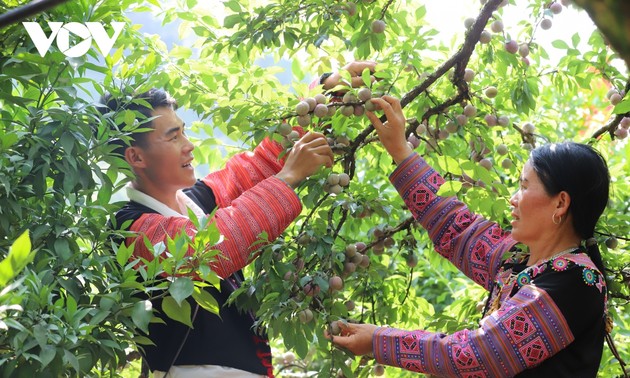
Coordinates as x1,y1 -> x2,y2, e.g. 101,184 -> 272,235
1,131 -> 19,149
223,0 -> 242,12
551,40 -> 569,50
171,46 -> 192,59
54,238 -> 71,261
89,309 -> 111,326
131,300 -> 153,334
63,349 -> 80,372
59,132 -> 75,154
362,67 -> 372,87
33,324 -> 48,347
571,32 -> 580,48
613,99 -> 630,114
224,14 -> 242,29
162,296 -> 193,327
432,155 -> 462,176
293,328 -> 309,358
115,240 -> 135,267
133,335 -> 155,346
291,58 -> 305,81
0,230 -> 33,287
437,181 -> 463,197
39,345 -> 56,368
123,109 -> 135,126
169,277 -> 194,305
192,286 -> 220,315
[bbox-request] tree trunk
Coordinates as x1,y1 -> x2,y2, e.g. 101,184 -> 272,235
573,0 -> 630,69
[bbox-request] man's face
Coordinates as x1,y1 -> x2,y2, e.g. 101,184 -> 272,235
136,106 -> 196,190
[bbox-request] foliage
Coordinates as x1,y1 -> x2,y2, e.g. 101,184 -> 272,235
0,0 -> 628,377
0,1 -> 223,376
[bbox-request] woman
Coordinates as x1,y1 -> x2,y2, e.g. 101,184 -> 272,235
330,96 -> 610,377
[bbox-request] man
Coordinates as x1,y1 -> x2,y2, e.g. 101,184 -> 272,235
102,60 -> 374,378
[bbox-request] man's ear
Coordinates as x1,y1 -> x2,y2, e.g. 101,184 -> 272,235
125,146 -> 147,169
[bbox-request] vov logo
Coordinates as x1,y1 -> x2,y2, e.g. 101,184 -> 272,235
23,22 -> 125,58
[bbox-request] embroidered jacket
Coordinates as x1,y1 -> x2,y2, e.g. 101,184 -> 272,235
113,136 -> 303,376
374,153 -> 607,377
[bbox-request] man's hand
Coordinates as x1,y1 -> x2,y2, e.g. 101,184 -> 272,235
275,132 -> 334,188
322,61 -> 377,90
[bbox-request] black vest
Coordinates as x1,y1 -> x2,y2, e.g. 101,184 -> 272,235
113,180 -> 271,375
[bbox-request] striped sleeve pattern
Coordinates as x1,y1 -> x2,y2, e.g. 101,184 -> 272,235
128,176 -> 302,279
373,285 -> 574,377
202,129 -> 304,208
389,153 -> 517,290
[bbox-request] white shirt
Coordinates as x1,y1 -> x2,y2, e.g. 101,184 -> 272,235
126,184 -> 205,220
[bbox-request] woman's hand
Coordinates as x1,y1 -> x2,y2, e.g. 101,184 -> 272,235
365,96 -> 414,165
326,321 -> 379,356
322,61 -> 377,90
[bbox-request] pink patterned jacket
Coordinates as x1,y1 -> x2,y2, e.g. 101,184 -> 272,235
374,153 -> 607,377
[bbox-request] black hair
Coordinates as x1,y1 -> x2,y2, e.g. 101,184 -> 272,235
529,142 -> 610,275
97,88 -> 177,156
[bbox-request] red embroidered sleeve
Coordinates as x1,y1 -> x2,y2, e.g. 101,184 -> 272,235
389,153 -> 517,290
201,129 -> 304,208
128,176 -> 302,279
373,285 -> 574,377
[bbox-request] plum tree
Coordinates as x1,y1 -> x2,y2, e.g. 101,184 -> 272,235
5,0 -> 629,376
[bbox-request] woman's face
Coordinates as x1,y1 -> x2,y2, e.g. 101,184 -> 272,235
509,161 -> 560,244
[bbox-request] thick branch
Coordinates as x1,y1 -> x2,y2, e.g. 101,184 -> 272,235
350,0 -> 503,157
572,0 -> 630,70
400,0 -> 503,109
591,79 -> 630,140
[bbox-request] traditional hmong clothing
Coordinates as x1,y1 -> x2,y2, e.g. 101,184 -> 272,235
113,136 -> 303,377
373,153 -> 607,377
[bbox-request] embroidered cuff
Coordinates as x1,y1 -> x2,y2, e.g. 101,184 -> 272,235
388,153 -> 431,197
373,327 -> 402,368
273,175 -> 295,190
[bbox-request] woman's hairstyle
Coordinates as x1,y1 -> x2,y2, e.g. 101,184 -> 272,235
530,142 -> 610,274
97,88 -> 177,156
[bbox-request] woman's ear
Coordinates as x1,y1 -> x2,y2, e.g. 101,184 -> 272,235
125,146 -> 147,169
556,191 -> 572,216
